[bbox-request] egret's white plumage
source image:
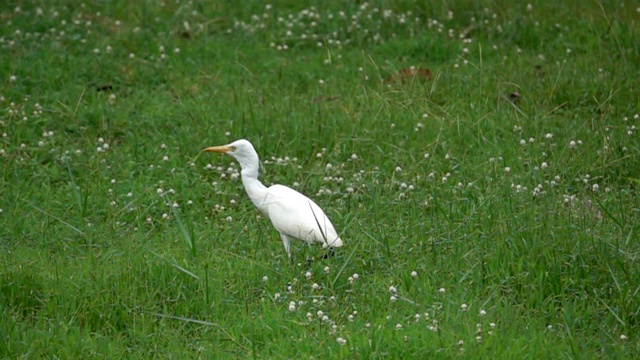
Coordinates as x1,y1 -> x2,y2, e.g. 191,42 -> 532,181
203,139 -> 343,259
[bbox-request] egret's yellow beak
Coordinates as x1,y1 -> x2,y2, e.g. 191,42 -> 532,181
203,145 -> 234,153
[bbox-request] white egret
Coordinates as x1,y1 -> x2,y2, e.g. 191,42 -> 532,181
203,139 -> 344,260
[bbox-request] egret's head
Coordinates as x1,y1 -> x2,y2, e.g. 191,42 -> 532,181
203,139 -> 259,171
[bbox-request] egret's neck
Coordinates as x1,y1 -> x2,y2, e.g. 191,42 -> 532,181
238,162 -> 269,212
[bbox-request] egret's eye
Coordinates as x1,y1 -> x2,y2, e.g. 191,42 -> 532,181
230,145 -> 237,151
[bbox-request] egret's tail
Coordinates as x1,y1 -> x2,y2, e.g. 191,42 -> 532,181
326,237 -> 343,248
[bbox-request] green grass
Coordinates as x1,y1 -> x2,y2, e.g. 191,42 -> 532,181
1,0 -> 639,358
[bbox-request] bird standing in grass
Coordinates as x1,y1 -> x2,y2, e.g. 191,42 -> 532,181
203,139 -> 344,260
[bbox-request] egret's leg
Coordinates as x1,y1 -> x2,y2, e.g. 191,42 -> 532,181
280,233 -> 292,260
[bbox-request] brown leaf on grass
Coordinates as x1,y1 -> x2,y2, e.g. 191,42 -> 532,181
385,67 -> 432,82
312,95 -> 339,103
534,65 -> 544,77
508,91 -> 521,104
94,84 -> 114,92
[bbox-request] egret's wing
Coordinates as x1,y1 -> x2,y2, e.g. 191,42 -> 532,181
263,185 -> 342,247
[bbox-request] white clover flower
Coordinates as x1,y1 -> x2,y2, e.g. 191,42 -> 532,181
389,286 -> 397,293
337,337 -> 347,345
504,167 -> 511,173
461,303 -> 468,311
569,140 -> 576,148
288,301 -> 296,311
438,287 -> 445,293
479,309 -> 487,316
411,271 -> 417,278
620,334 -> 628,340
395,323 -> 403,330
312,283 -> 320,290
390,295 -> 397,302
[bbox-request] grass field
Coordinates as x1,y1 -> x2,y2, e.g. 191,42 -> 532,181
1,0 -> 639,358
